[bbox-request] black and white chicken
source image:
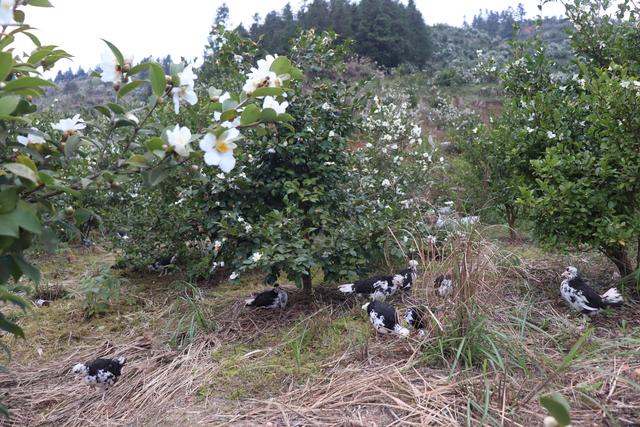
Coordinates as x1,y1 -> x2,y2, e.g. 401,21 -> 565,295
116,230 -> 130,241
245,284 -> 288,309
147,254 -> 177,277
339,260 -> 417,300
71,356 -> 126,388
362,300 -> 409,336
434,274 -> 453,297
397,260 -> 419,290
560,266 -> 623,314
338,273 -> 404,300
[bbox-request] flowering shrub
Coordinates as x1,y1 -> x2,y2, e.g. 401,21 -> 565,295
0,3 -> 302,413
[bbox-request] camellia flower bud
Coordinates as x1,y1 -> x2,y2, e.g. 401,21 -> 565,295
191,164 -> 199,172
161,144 -> 169,151
65,206 -> 75,215
112,81 -> 121,92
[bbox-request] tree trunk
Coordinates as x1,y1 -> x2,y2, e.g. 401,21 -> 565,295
302,273 -> 312,296
601,244 -> 634,277
505,204 -> 518,241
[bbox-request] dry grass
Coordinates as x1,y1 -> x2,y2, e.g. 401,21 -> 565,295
2,233 -> 640,426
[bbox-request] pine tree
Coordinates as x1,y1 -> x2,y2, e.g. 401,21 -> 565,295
215,3 -> 230,26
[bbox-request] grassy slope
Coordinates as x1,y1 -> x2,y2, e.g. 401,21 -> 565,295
1,232 -> 639,426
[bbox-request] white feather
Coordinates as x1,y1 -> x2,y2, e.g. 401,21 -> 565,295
394,324 -> 410,337
71,363 -> 88,375
338,283 -> 355,294
601,287 -> 623,304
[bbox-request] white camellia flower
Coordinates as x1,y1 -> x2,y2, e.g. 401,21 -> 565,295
381,179 -> 391,188
251,252 -> 263,263
171,65 -> 198,114
199,128 -> 240,173
262,96 -> 288,114
53,114 -> 86,137
99,50 -> 120,84
166,124 -> 192,157
17,133 -> 45,146
242,55 -> 288,95
229,272 -> 239,280
547,131 -> 557,139
0,0 -> 15,25
219,91 -> 231,104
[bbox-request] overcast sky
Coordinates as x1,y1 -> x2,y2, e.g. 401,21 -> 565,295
19,0 -> 567,75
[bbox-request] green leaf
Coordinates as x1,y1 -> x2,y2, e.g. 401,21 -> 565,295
114,118 -> 137,128
277,113 -> 294,122
27,0 -> 53,6
2,77 -> 55,92
0,95 -> 20,116
127,62 -> 151,76
148,62 -> 166,98
101,39 -> 124,66
240,104 -> 261,125
93,105 -> 111,118
0,255 -> 20,282
64,135 -> 81,158
260,108 -> 277,122
0,188 -> 18,214
270,56 -> 292,75
0,115 -> 29,122
220,109 -> 238,123
127,154 -> 148,168
0,35 -> 15,51
0,201 -> 42,238
16,155 -> 37,173
13,9 -> 24,24
145,137 -> 164,151
22,31 -> 41,48
540,393 -> 571,426
3,163 -> 38,183
0,52 -> 13,81
0,313 -> 24,338
289,67 -> 303,80
145,167 -> 171,187
106,102 -> 125,115
117,79 -> 144,98
222,98 -> 239,111
12,255 -> 40,284
28,45 -> 54,66
252,87 -> 283,98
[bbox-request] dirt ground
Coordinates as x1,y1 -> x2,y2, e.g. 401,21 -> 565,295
1,237 -> 639,426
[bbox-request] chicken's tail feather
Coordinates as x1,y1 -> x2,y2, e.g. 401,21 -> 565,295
338,283 -> 355,294
601,287 -> 623,306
